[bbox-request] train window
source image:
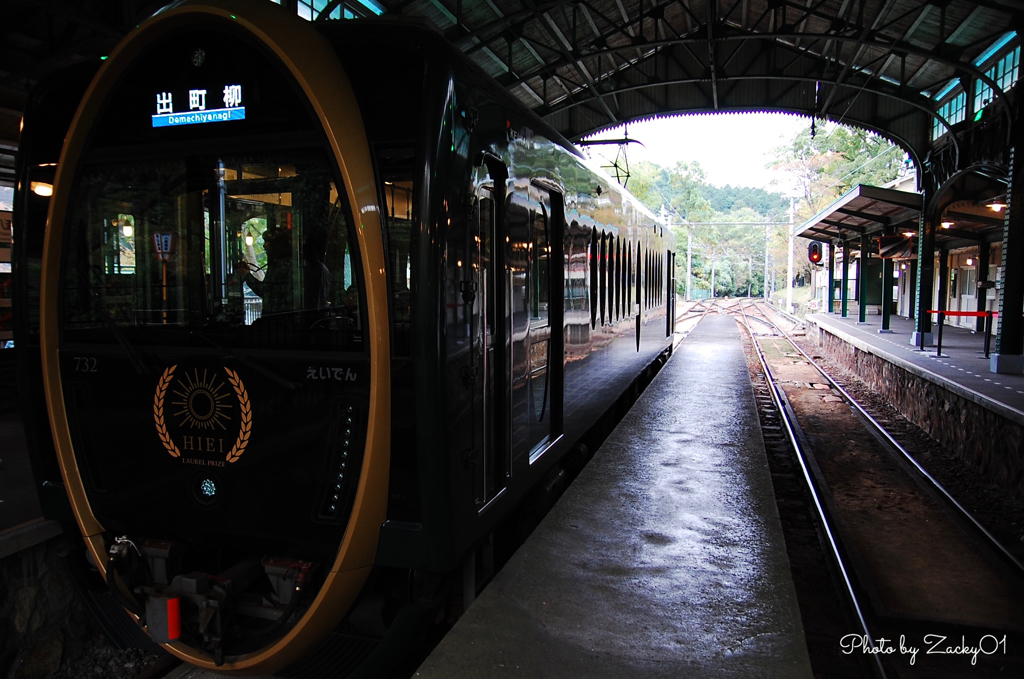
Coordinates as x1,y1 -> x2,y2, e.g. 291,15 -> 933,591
611,236 -> 617,322
385,180 -> 414,351
647,249 -> 652,308
625,240 -> 631,314
622,241 -> 630,315
590,230 -> 597,329
61,151 -> 365,352
376,144 -> 416,358
630,244 -> 638,313
599,232 -> 606,326
605,234 -> 612,324
532,205 -> 549,324
660,254 -> 664,305
615,237 -> 621,321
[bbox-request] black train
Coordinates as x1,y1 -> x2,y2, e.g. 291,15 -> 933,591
13,0 -> 675,675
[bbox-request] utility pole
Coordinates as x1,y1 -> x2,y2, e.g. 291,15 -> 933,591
786,196 -> 795,314
710,248 -> 716,299
763,223 -> 770,302
686,224 -> 692,301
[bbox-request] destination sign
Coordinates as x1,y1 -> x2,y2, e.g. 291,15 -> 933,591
151,84 -> 245,128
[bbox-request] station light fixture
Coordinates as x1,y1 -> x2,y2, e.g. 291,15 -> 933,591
966,257 -> 975,266
903,231 -> 916,237
987,200 -> 1007,212
30,182 -> 53,197
941,221 -> 954,228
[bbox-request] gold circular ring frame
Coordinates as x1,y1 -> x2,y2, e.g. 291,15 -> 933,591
40,1 -> 391,673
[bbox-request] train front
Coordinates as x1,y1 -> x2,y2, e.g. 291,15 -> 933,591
39,1 -> 389,672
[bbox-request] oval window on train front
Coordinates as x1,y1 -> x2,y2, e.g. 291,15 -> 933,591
58,25 -> 365,354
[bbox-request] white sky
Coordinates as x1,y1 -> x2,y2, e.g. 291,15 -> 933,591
583,112 -> 811,193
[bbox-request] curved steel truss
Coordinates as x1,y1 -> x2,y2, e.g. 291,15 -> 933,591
374,0 -> 1021,160
0,0 -> 1020,185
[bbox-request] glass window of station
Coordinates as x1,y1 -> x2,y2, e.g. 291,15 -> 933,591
932,32 -> 1019,141
273,0 -> 384,21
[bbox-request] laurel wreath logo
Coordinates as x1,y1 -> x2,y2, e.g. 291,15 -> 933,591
153,365 -> 252,462
224,367 -> 252,463
153,365 -> 181,458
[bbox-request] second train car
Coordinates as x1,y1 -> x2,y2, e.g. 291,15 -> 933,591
14,0 -> 676,675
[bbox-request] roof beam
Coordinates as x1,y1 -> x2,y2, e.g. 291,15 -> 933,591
819,0 -> 900,117
821,219 -> 866,233
528,1 -> 619,123
706,0 -> 719,109
835,207 -> 892,224
7,0 -> 125,40
939,227 -> 987,240
945,210 -> 1007,227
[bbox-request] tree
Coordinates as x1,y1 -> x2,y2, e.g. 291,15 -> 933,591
768,123 -> 905,223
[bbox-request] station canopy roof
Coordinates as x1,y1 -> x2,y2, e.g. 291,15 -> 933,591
2,0 -> 1022,188
796,181 -> 1007,256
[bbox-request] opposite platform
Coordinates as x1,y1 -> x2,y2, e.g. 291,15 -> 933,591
807,313 -> 1024,422
415,313 -> 812,679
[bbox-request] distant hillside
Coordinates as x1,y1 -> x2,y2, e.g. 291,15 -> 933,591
703,184 -> 788,216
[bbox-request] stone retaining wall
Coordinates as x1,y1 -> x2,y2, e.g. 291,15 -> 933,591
809,324 -> 1024,499
0,535 -> 94,679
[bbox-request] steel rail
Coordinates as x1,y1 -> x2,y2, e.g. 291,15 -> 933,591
736,302 -> 888,679
754,303 -> 1024,576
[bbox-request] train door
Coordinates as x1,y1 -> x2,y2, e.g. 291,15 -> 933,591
508,184 -> 563,464
470,185 -> 507,507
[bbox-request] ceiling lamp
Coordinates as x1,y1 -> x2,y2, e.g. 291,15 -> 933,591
903,231 -> 916,237
941,221 -> 954,228
987,200 -> 1008,212
30,181 -> 53,197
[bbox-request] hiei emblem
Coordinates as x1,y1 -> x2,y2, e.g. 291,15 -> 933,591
153,366 -> 252,463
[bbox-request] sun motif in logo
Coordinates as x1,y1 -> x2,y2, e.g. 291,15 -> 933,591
171,369 -> 233,430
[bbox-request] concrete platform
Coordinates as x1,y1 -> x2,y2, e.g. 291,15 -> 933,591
414,314 -> 812,679
0,412 -> 44,533
807,313 -> 1024,424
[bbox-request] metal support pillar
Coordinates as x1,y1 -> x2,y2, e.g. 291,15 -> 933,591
937,246 -> 949,343
841,241 -> 850,317
881,231 -> 893,332
858,233 -> 868,323
994,117 -> 1024,373
686,225 -> 692,301
908,259 -> 917,320
786,199 -> 795,313
913,180 -> 936,347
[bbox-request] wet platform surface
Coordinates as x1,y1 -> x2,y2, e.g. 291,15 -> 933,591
415,314 -> 812,679
808,313 -> 1024,421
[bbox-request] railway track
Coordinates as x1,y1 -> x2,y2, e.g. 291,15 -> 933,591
719,299 -> 1024,678
672,298 -> 714,339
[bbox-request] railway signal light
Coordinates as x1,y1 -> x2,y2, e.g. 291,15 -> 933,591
808,241 -> 823,264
